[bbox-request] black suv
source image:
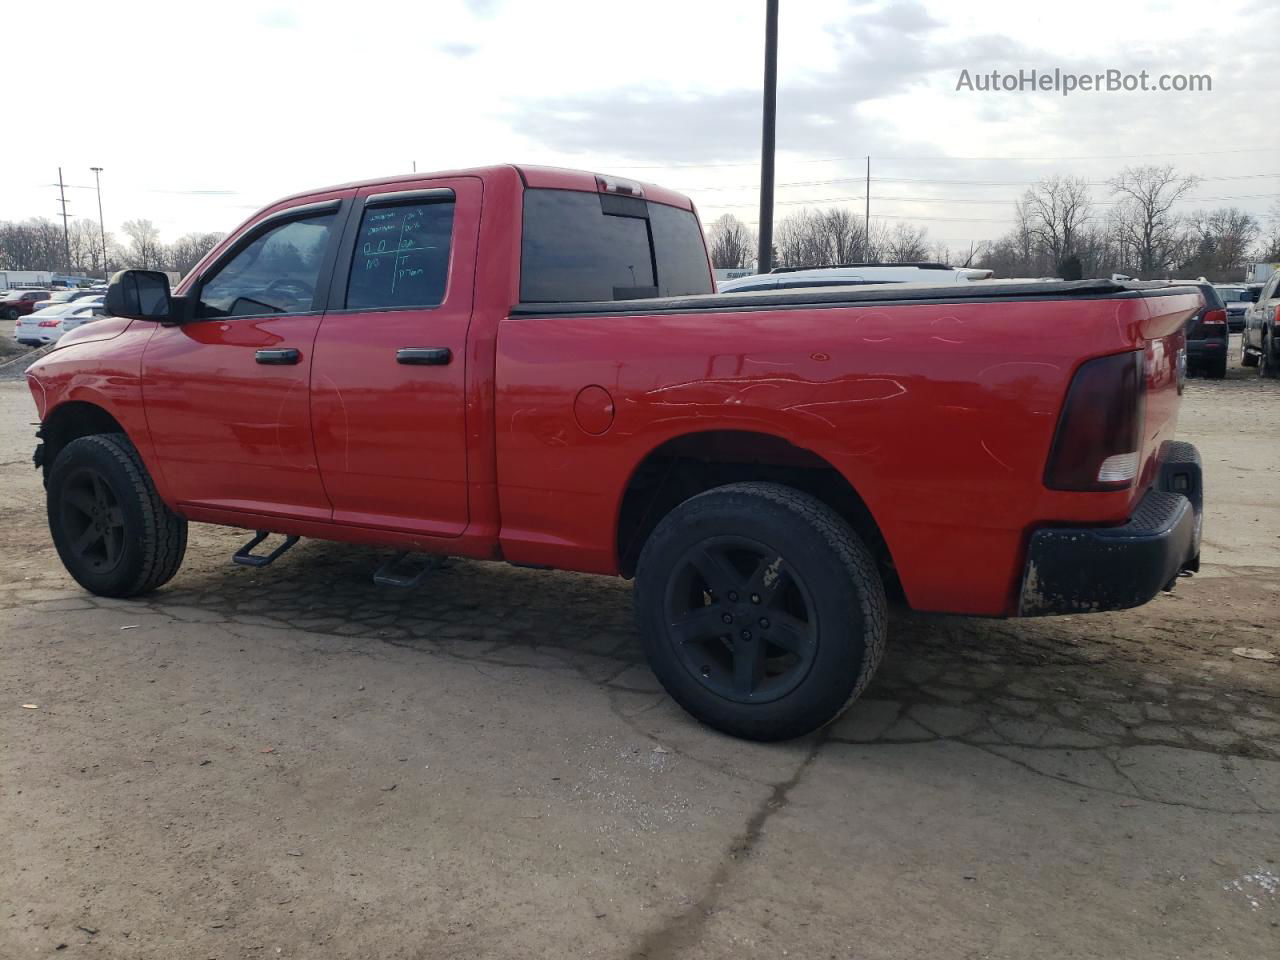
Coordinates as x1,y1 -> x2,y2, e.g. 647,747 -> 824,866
1184,282 -> 1229,379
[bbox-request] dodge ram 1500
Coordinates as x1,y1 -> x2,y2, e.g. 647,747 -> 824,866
26,164 -> 1205,740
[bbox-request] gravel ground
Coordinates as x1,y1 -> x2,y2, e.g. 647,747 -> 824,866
1,337 -> 1277,959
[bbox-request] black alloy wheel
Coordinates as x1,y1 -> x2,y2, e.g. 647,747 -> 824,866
58,466 -> 127,575
664,536 -> 819,704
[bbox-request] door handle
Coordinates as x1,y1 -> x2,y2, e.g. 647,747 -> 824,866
255,348 -> 301,365
396,347 -> 452,366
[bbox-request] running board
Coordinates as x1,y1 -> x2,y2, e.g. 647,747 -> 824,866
232,531 -> 300,568
373,552 -> 441,589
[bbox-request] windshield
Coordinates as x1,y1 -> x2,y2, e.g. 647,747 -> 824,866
1217,287 -> 1247,301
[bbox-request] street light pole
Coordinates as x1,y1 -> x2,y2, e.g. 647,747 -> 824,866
756,0 -> 779,274
90,167 -> 108,280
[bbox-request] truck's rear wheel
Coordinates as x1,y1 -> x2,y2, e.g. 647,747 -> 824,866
1241,336 -> 1258,367
1261,333 -> 1279,379
634,481 -> 887,741
47,433 -> 187,597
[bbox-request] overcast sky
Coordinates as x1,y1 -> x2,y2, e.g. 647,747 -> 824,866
5,0 -> 1278,251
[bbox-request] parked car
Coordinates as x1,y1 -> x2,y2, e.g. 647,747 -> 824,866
718,262 -> 994,292
1182,282 -> 1229,378
1241,272 -> 1280,376
32,287 -> 109,311
1214,284 -> 1258,332
26,165 -> 1205,742
15,299 -> 105,346
2,289 -> 51,320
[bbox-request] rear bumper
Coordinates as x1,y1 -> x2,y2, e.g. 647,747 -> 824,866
1017,442 -> 1202,616
1186,339 -> 1226,363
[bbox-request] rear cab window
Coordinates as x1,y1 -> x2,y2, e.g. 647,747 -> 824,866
520,188 -> 712,303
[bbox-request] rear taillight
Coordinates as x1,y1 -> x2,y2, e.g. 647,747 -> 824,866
1201,307 -> 1226,327
1045,350 -> 1146,492
38,319 -> 59,328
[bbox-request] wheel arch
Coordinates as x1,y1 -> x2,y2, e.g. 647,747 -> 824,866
613,428 -> 900,600
38,400 -> 129,478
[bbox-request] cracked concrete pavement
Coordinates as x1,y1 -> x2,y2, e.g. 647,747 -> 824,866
1,339 -> 1278,958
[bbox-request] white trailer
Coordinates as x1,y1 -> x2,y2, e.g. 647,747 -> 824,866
1246,262 -> 1279,283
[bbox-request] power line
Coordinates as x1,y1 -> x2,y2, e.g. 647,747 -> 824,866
701,191 -> 1280,210
676,172 -> 1280,192
612,146 -> 1280,170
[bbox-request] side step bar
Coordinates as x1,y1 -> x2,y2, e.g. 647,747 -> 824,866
232,531 -> 300,568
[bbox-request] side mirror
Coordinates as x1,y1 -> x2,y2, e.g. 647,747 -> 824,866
104,270 -> 173,321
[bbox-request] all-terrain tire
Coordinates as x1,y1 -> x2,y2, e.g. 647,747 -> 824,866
634,481 -> 887,741
47,433 -> 187,597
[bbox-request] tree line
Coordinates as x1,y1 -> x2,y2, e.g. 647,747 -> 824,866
0,217 -> 224,279
706,165 -> 1280,281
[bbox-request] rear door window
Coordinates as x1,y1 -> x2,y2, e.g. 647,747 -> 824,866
346,198 -> 455,310
520,188 -> 711,302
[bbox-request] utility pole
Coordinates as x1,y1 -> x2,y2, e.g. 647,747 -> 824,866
864,156 -> 870,257
756,0 -> 779,274
90,167 -> 108,279
57,167 -> 72,273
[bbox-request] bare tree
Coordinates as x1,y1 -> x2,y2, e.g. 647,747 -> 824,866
705,215 -> 755,270
954,240 -> 988,268
1020,176 -> 1093,269
1256,201 -> 1280,262
121,219 -> 163,269
168,232 -> 226,278
774,208 -> 874,268
0,219 -> 64,271
1180,207 -> 1259,280
1108,165 -> 1200,275
884,223 -> 930,262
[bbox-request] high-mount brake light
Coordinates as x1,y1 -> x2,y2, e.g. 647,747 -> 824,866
595,174 -> 645,198
1044,350 -> 1146,492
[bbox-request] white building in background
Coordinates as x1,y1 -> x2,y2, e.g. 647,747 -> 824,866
0,271 -> 55,291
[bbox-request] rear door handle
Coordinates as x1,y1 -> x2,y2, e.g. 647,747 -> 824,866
396,347 -> 452,366
255,348 -> 301,365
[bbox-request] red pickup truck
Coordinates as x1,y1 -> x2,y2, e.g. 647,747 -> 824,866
26,165 -> 1205,741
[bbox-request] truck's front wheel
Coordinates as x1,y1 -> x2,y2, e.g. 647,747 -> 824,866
634,482 -> 887,741
47,433 -> 187,597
